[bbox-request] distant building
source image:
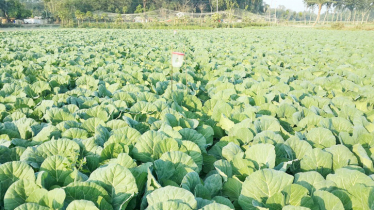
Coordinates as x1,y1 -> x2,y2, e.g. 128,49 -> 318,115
134,17 -> 143,23
14,20 -> 24,24
24,18 -> 47,24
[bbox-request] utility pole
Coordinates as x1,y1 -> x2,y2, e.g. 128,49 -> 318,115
216,0 -> 218,13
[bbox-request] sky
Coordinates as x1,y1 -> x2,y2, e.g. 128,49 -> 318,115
263,0 -> 306,12
262,0 -> 327,13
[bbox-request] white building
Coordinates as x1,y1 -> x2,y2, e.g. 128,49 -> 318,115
24,19 -> 47,24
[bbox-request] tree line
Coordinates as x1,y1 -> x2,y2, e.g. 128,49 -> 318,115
0,0 -> 267,22
303,0 -> 374,25
44,0 -> 266,14
1,0 -> 372,25
0,0 -> 268,21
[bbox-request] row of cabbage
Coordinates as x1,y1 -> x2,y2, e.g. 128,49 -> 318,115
0,29 -> 374,210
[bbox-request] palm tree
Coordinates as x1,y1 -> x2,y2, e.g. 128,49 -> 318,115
304,0 -> 331,26
101,13 -> 108,23
93,14 -> 99,23
75,10 -> 84,26
86,11 -> 93,23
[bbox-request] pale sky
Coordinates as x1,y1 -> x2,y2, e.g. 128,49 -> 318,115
263,0 -> 306,12
263,0 -> 327,13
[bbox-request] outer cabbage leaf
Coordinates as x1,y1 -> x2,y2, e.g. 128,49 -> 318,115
88,164 -> 138,210
239,169 -> 293,209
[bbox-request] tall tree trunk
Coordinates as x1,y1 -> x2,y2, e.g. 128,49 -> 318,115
0,8 -> 6,19
268,5 -> 271,25
361,12 -> 366,24
143,0 -> 147,21
340,11 -> 343,21
323,9 -> 328,24
313,3 -> 322,26
275,6 -> 277,24
366,12 -> 370,22
353,9 -> 356,24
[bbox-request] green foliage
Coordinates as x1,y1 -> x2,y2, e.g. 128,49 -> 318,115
122,6 -> 128,14
86,11 -> 93,20
1,0 -> 31,19
0,28 -> 373,210
211,13 -> 222,22
134,4 -> 143,14
331,22 -> 345,29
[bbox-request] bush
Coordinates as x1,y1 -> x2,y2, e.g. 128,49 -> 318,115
0,24 -> 22,28
331,23 -> 344,30
355,24 -> 363,30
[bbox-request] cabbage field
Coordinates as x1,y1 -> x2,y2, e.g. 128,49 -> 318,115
0,28 -> 374,210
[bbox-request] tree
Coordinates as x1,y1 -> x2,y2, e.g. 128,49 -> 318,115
323,2 -> 333,24
75,9 -> 84,25
115,13 -> 122,23
211,12 -> 221,22
86,11 -> 93,22
305,3 -> 316,24
332,0 -> 344,21
0,0 -> 32,19
101,13 -> 108,23
225,0 -> 238,25
304,0 -> 331,26
357,0 -> 374,23
143,0 -> 147,16
198,3 -> 205,26
209,0 -> 224,12
343,0 -> 357,22
298,12 -> 303,21
38,0 -> 268,18
58,8 -> 71,25
134,4 -> 143,13
282,9 -> 290,20
42,10 -> 52,19
122,6 -> 128,14
93,14 -> 99,23
0,0 -> 7,18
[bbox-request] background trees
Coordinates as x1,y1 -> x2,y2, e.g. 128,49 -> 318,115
1,0 -> 373,24
24,0 -> 267,17
303,0 -> 331,26
304,0 -> 373,25
0,0 -> 32,19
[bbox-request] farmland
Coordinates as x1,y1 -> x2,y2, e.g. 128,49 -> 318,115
0,28 -> 374,210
